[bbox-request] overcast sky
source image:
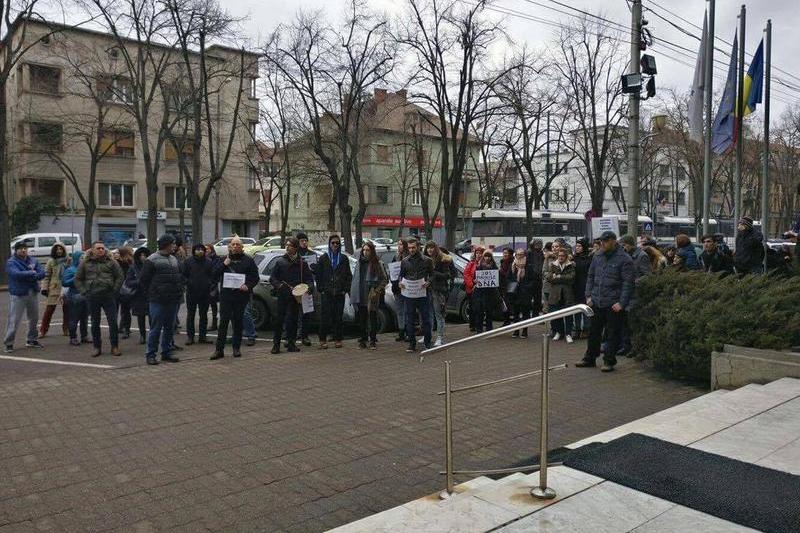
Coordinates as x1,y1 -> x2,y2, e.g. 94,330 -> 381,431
225,0 -> 800,117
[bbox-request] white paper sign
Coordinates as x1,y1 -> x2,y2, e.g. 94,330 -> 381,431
590,216 -> 620,239
301,254 -> 317,266
222,272 -> 246,289
400,277 -> 426,299
474,269 -> 499,288
388,261 -> 402,281
301,292 -> 314,313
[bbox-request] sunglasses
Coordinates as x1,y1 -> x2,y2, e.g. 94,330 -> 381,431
331,241 -> 341,246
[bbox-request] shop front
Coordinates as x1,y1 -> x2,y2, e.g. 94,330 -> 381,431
361,215 -> 443,241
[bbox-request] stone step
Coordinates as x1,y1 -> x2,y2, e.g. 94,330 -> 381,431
758,376 -> 800,396
723,344 -> 800,361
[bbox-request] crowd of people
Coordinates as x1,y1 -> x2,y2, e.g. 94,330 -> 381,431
3,214 -> 793,368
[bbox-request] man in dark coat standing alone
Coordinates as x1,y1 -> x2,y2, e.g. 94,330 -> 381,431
139,235 -> 184,365
181,244 -> 215,345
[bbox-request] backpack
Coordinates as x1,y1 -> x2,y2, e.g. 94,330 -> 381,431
61,265 -> 77,288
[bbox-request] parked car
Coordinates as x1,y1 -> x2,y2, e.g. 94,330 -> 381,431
213,237 -> 256,257
10,233 -> 82,258
249,249 -> 398,333
244,235 -> 283,256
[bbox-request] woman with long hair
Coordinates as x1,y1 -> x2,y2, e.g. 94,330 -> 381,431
473,250 -> 500,333
499,248 -> 513,326
424,241 -> 456,346
116,246 -> 134,339
643,245 -> 668,272
39,243 -> 69,337
350,241 -> 388,349
124,247 -> 151,344
391,239 -> 410,342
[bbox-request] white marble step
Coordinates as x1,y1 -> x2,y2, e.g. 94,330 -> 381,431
757,376 -> 800,396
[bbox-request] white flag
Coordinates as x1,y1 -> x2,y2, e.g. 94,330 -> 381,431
688,13 -> 707,142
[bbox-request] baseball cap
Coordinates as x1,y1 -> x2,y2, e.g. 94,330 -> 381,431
599,231 -> 617,241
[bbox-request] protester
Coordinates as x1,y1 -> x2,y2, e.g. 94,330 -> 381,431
643,245 -> 668,272
269,237 -> 313,354
472,250 -> 500,333
734,216 -> 765,275
700,235 -> 734,275
39,243 -> 69,338
211,236 -> 259,360
499,248 -> 513,326
576,231 -> 634,372
399,238 -> 433,352
317,234 -> 352,349
181,244 -> 215,345
509,249 -> 537,338
62,250 -> 88,346
425,241 -> 456,347
675,234 -> 700,270
139,235 -> 183,365
4,241 -> 46,352
390,239 -> 409,342
115,246 -> 134,339
205,244 -> 220,331
463,246 -> 484,332
296,232 -> 316,347
547,248 -> 576,343
619,235 -> 651,355
75,241 -> 124,357
542,242 -> 556,309
572,238 -> 591,338
124,247 -> 151,345
526,239 -> 545,318
351,241 -> 388,349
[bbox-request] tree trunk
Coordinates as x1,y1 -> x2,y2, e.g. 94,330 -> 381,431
443,197 -> 459,250
0,92 -> 10,283
83,205 -> 96,250
338,186 -> 354,254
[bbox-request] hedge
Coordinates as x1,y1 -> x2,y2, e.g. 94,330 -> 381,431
630,268 -> 800,382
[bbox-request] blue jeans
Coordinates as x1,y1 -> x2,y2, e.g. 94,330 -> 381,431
147,302 -> 178,358
66,292 -> 88,341
404,295 -> 431,347
3,291 -> 39,346
243,300 -> 256,339
429,291 -> 447,339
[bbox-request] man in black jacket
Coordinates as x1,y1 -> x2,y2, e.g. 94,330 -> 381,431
210,237 -> 259,360
139,235 -> 184,365
296,232 -> 316,346
700,235 -> 734,275
526,239 -> 545,317
399,238 -> 433,352
734,216 -> 765,275
269,237 -> 314,354
316,235 -> 352,348
181,244 -> 215,345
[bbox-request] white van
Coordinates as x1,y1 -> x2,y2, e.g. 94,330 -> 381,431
10,233 -> 83,258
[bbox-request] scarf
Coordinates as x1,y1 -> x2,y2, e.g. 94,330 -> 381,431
513,256 -> 527,281
328,247 -> 341,269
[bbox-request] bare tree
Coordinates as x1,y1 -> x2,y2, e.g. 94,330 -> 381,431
389,137 -> 417,238
772,105 -> 800,232
469,97 -> 510,208
553,18 -> 627,214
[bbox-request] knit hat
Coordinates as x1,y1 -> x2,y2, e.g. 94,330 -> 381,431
296,232 -> 308,241
739,216 -> 754,230
619,235 -> 636,247
156,234 -> 175,249
192,243 -> 206,254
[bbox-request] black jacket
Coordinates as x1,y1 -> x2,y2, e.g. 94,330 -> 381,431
139,252 -> 184,305
428,253 -> 456,294
180,255 -> 215,301
316,252 -> 352,296
700,249 -> 734,274
269,253 -> 314,297
734,228 -> 765,273
213,253 -> 259,303
400,252 -> 433,282
573,251 -> 591,302
526,249 -> 545,284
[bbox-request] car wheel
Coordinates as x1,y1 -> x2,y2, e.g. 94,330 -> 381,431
376,307 -> 394,334
251,298 -> 270,331
459,297 -> 470,323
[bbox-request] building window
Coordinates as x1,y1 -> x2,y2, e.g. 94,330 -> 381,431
165,186 -> 190,209
412,188 -> 422,206
659,164 -> 670,178
29,65 -> 60,95
247,167 -> 259,191
375,185 -> 389,204
657,188 -> 671,203
97,75 -> 134,104
30,122 -> 63,151
551,187 -> 568,203
23,178 -> 63,205
677,191 -> 687,206
293,193 -> 301,209
99,129 -> 135,158
249,78 -> 257,99
99,183 -> 134,207
376,144 -> 390,163
502,186 -> 518,205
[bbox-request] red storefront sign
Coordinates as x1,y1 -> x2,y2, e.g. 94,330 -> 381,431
361,215 -> 443,228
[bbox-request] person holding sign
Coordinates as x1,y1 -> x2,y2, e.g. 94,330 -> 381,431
316,235 -> 352,349
472,251 -> 500,333
399,238 -> 433,352
424,241 -> 456,347
296,233 -> 317,346
350,242 -> 388,349
210,237 -> 259,360
269,237 -> 314,354
390,239 -> 409,342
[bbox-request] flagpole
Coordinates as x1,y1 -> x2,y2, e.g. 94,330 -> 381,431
734,5 -> 746,244
762,20 -> 772,272
702,0 -> 716,236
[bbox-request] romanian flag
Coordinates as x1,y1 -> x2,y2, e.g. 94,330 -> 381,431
739,39 -> 764,116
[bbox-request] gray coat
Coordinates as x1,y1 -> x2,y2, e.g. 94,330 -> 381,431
585,244 -> 635,309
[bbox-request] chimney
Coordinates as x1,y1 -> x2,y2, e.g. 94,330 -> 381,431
374,88 -> 387,103
396,89 -> 407,102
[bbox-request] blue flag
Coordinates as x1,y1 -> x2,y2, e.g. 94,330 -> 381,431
711,32 -> 738,154
743,39 -> 764,115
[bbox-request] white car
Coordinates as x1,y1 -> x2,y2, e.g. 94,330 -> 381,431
213,237 -> 256,257
11,233 -> 82,258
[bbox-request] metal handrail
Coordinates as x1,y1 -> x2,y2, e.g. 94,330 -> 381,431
421,304 -> 594,358
434,303 -> 594,501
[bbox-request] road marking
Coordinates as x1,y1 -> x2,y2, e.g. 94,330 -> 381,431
0,355 -> 115,369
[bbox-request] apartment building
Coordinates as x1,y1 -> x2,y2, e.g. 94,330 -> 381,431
4,19 -> 261,247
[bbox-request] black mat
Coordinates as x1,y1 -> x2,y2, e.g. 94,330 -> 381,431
564,433 -> 800,533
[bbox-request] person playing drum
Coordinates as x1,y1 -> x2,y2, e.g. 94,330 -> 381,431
269,237 -> 314,354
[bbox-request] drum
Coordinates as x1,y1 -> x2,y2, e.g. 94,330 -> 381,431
292,283 -> 309,303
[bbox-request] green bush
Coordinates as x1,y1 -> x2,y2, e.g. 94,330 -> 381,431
630,268 -> 800,382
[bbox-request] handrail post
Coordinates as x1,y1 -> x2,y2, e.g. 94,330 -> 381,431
439,361 -> 455,500
531,332 -> 557,500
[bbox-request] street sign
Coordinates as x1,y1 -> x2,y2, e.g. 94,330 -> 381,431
137,210 -> 167,220
643,222 -> 653,232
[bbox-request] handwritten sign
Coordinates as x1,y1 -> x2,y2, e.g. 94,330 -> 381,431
400,277 -> 426,299
474,269 -> 499,289
388,261 -> 402,281
301,254 -> 317,266
590,217 -> 620,239
301,292 -> 314,314
222,272 -> 246,289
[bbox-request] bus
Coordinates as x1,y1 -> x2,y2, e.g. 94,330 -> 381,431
655,216 -> 759,244
469,209 -> 654,250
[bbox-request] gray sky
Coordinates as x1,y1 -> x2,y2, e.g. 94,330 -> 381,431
224,0 -> 800,117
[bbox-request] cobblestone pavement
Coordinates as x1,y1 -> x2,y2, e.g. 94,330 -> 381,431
0,295 -> 705,532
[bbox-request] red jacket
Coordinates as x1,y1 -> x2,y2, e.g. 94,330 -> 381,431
464,260 -> 478,295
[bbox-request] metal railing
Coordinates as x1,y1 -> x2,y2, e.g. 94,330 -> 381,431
422,304 -> 594,500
